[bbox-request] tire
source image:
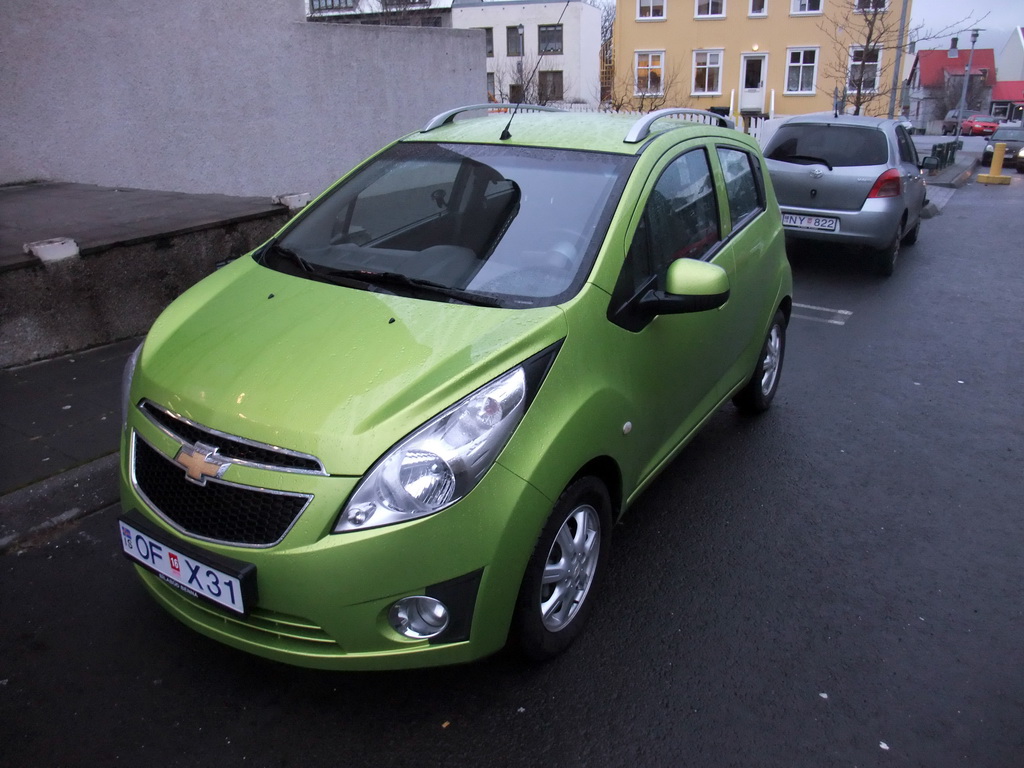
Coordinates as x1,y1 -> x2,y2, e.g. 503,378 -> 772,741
733,309 -> 787,415
902,218 -> 920,246
875,221 -> 901,277
513,476 -> 612,661
1017,164 -> 1024,175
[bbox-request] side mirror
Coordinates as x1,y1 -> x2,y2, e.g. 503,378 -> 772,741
638,258 -> 731,315
920,156 -> 940,172
608,258 -> 731,332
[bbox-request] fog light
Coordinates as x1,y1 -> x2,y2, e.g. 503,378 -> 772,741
389,596 -> 450,639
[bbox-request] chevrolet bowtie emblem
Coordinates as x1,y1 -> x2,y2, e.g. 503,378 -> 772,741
174,442 -> 230,486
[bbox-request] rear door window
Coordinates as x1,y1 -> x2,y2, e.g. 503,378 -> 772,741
716,147 -> 765,230
895,126 -> 918,165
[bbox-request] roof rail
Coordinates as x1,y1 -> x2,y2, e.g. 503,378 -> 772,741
624,108 -> 736,143
421,104 -> 564,132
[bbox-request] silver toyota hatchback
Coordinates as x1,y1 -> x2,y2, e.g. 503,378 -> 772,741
764,114 -> 928,276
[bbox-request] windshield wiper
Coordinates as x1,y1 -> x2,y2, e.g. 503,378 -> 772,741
773,154 -> 834,170
317,268 -> 503,308
264,242 -> 313,272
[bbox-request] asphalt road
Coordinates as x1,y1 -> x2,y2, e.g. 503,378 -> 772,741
2,172 -> 1022,768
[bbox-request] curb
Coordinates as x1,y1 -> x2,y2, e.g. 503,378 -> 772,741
0,453 -> 120,553
928,159 -> 978,189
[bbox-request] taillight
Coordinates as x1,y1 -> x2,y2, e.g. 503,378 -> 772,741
868,168 -> 902,198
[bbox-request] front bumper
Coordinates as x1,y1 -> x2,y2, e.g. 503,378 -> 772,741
119,415 -> 551,670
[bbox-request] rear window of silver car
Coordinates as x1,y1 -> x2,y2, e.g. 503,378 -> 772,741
766,124 -> 888,168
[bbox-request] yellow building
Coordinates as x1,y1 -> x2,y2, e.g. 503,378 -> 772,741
612,0 -> 914,118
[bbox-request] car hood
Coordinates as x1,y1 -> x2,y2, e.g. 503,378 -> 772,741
135,257 -> 567,475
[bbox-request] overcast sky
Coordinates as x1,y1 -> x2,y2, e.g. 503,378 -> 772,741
909,0 -> 1020,52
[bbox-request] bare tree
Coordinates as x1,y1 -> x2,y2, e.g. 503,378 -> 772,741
819,1 -> 988,116
605,61 -> 687,113
583,0 -> 616,102
491,55 -> 575,105
344,0 -> 437,26
936,74 -> 989,120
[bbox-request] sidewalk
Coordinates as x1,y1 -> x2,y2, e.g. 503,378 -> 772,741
0,151 -> 983,553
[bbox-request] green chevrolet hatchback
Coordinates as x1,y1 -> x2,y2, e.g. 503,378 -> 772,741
119,106 -> 792,669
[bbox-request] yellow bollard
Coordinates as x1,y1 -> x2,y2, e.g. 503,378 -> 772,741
978,142 -> 1011,185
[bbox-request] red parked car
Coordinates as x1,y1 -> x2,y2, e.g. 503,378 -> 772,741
961,114 -> 999,136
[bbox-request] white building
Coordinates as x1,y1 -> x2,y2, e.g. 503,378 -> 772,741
451,0 -> 601,106
307,0 -> 455,27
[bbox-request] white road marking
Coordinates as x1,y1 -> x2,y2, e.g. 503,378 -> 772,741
792,302 -> 853,326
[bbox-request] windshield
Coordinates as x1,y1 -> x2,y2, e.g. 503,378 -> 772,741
260,142 -> 633,308
766,124 -> 889,167
992,129 -> 1024,141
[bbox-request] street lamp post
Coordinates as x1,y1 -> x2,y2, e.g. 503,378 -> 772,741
952,29 -> 980,146
515,23 -> 524,103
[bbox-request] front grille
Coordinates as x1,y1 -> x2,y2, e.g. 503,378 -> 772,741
133,436 -> 311,547
140,401 -> 324,474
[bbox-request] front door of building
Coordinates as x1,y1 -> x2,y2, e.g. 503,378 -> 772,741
740,55 -> 766,113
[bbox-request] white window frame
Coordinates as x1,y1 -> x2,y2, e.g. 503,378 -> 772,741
695,0 -> 725,18
848,46 -> 881,93
785,47 -> 818,94
692,49 -> 723,95
790,0 -> 821,14
635,50 -> 665,95
749,0 -> 767,16
854,0 -> 888,11
637,0 -> 666,20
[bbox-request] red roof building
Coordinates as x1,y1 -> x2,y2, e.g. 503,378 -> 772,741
911,48 -> 997,90
907,47 -> 998,130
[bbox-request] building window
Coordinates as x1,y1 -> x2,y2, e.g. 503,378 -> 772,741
854,0 -> 887,10
637,0 -> 666,19
487,72 -> 495,99
695,0 -> 725,17
506,25 -> 524,57
785,48 -> 817,93
310,0 -> 355,10
749,0 -> 766,15
635,51 -> 665,94
848,47 -> 880,92
693,50 -> 722,94
539,71 -> 564,101
538,25 -> 563,55
790,0 -> 820,12
481,27 -> 493,57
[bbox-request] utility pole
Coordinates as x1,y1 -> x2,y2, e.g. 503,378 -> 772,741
886,0 -> 910,118
952,29 -> 980,145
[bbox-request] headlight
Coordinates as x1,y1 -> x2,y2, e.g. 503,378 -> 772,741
335,344 -> 560,533
985,143 -> 994,153
121,342 -> 144,425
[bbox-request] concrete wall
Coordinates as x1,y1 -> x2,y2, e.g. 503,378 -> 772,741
1,0 -> 485,198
